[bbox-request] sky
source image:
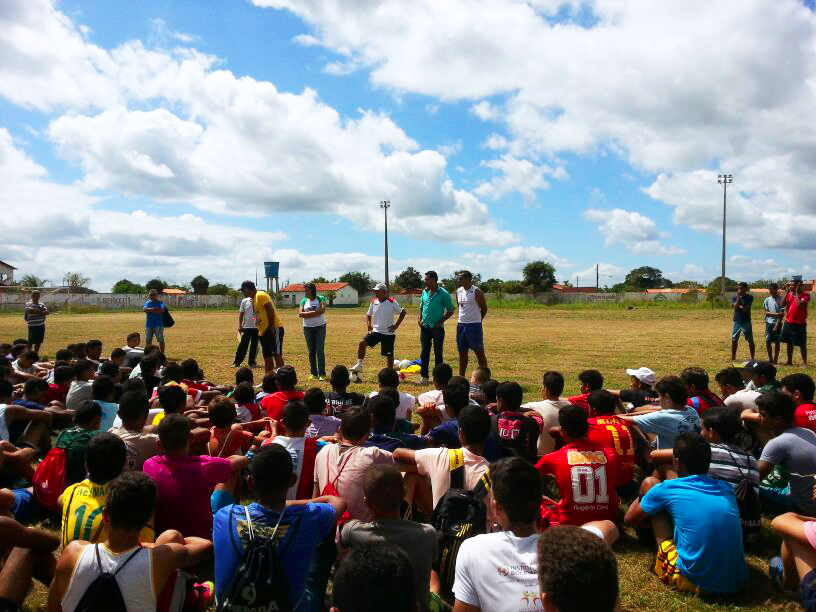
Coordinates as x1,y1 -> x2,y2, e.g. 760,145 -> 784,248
2,0 -> 816,291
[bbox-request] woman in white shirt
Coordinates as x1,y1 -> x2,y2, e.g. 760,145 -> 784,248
299,283 -> 327,380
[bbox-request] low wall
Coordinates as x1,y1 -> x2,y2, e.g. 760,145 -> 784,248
378,291 -> 722,305
0,292 -> 241,311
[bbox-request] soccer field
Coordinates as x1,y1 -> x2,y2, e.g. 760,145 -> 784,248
1,305 -> 807,611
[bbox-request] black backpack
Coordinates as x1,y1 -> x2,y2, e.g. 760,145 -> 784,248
73,544 -> 142,612
431,449 -> 492,594
162,307 -> 175,328
218,506 -> 302,612
491,411 -> 541,463
724,447 -> 762,546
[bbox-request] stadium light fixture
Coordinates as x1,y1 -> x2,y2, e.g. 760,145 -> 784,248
380,200 -> 391,290
717,174 -> 733,297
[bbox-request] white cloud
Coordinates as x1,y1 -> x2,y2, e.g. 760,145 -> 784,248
583,208 -> 685,256
475,154 -> 566,203
150,18 -> 201,44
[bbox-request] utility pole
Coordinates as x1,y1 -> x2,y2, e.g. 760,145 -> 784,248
717,174 -> 733,297
596,264 -> 599,289
380,200 -> 391,289
576,275 -> 579,287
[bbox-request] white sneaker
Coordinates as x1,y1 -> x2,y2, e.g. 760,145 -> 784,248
419,377 -> 430,385
349,361 -> 363,374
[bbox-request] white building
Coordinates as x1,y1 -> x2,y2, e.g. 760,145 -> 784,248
0,260 -> 16,286
279,282 -> 359,307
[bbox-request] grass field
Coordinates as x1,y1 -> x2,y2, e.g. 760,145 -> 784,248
1,304 -> 810,611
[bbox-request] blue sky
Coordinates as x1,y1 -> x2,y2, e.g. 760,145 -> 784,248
2,0 -> 815,290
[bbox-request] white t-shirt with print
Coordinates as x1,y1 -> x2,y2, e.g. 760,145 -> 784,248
271,436 -> 306,500
452,531 -> 544,612
367,298 -> 403,335
300,296 -> 327,327
240,297 -> 257,329
369,390 -> 415,420
523,399 -> 572,455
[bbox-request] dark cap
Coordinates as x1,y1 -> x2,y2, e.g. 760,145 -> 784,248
752,361 -> 777,379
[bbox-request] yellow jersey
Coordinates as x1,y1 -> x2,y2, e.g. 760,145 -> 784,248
61,479 -> 155,547
254,290 -> 282,334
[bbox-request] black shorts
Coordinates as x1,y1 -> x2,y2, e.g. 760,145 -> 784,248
259,327 -> 285,358
801,568 -> 816,610
364,331 -> 396,356
27,324 -> 45,345
781,322 -> 807,348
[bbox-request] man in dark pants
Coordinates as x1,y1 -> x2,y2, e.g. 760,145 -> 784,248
24,291 -> 48,353
232,294 -> 259,368
417,271 -> 454,385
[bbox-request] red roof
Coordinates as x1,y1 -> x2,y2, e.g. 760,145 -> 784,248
552,284 -> 597,293
162,288 -> 187,295
280,282 -> 350,292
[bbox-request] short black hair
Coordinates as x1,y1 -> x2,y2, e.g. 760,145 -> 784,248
233,381 -> 256,405
458,270 -> 472,280
240,280 -> 256,291
161,362 -> 183,383
753,361 -> 777,380
23,378 -> 49,396
376,387 -> 400,409
368,394 -> 396,428
157,413 -> 190,452
73,359 -> 95,377
482,379 -> 499,403
98,361 -> 119,379
459,405 -> 491,445
738,282 -> 748,289
85,433 -> 126,483
180,358 -> 200,380
121,378 -> 146,395
769,282 -> 779,290
587,389 -> 617,415
673,432 -> 711,474
432,363 -> 453,386
472,366 -> 491,383
715,367 -> 744,389
138,354 -> 160,375
92,375 -> 116,401
756,390 -> 796,424
449,376 -> 470,391
578,369 -> 604,391
655,376 -> 688,406
20,350 -> 39,362
304,387 -> 326,415
235,367 -> 253,386
340,406 -> 372,442
250,444 -> 293,494
106,472 -> 157,532
559,404 -> 589,439
442,384 -> 470,418
0,379 -> 13,400
330,364 -> 351,389
126,332 -> 141,342
117,391 -> 149,423
261,372 -> 278,393
158,384 -> 187,413
86,339 -> 103,351
680,367 -> 709,391
363,464 -> 404,513
782,373 -> 816,402
496,381 -> 523,411
538,526 -> 618,612
491,457 -> 541,524
702,406 -> 741,443
275,365 -> 297,390
424,270 -> 438,281
110,348 -> 127,360
332,543 -> 416,612
282,400 -> 310,432
377,367 -> 399,388
55,348 -> 74,362
208,395 -> 236,428
75,399 -> 103,426
53,364 -> 74,384
542,371 -> 565,396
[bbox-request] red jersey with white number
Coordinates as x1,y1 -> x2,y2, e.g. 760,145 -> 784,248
794,403 -> 816,432
586,415 -> 635,483
536,438 -> 619,526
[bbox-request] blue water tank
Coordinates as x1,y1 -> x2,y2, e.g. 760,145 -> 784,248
264,262 -> 279,278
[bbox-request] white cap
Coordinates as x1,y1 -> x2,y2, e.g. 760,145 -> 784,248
626,367 -> 657,386
374,283 -> 388,291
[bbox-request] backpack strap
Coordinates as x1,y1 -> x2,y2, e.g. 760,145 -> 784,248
332,447 -> 357,489
94,543 -> 142,577
448,448 -> 465,490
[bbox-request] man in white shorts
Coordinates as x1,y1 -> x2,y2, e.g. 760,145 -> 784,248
350,283 -> 406,378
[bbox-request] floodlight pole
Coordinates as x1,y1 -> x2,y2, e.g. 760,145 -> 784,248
380,200 -> 391,290
718,174 -> 733,297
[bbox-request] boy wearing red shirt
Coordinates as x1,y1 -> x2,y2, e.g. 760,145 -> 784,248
536,404 -> 619,528
782,373 -> 816,432
782,276 -> 809,366
260,365 -> 304,421
567,369 -> 603,413
681,367 -> 725,416
586,389 -> 638,500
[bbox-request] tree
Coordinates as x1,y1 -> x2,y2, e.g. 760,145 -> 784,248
674,280 -> 703,289
325,290 -> 337,306
339,271 -> 375,295
394,267 -> 423,290
707,276 -> 738,292
190,275 -> 210,295
19,274 -> 48,288
145,278 -> 167,293
522,261 -> 557,292
63,272 -> 91,290
112,279 -> 145,294
441,270 -> 482,293
207,283 -> 232,295
480,278 -> 505,294
309,276 -> 329,285
503,280 -> 526,294
623,266 -> 671,290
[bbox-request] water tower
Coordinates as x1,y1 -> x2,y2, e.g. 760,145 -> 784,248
264,261 -> 280,295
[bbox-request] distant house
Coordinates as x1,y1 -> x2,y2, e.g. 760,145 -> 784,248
162,288 -> 188,295
280,282 -> 358,307
0,260 -> 16,286
644,288 -> 694,294
552,284 -> 598,293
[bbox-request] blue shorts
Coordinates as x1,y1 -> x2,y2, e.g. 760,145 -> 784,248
145,326 -> 165,344
11,488 -> 52,525
456,322 -> 484,352
731,320 -> 753,341
765,321 -> 782,343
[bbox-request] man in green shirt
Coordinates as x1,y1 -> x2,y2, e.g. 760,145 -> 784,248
418,271 -> 454,384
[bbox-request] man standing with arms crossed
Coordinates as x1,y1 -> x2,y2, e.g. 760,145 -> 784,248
240,281 -> 285,373
143,289 -> 166,354
418,271 -> 454,385
455,271 -> 488,376
782,275 -> 809,366
24,290 -> 48,353
350,283 -> 406,379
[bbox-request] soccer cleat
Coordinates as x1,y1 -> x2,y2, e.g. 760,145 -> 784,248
349,360 -> 363,373
306,375 -> 316,380
318,376 -> 325,381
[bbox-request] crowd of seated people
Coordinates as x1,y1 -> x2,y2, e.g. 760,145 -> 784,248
2,333 -> 816,611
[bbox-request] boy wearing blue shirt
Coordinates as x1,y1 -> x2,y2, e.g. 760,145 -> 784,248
624,432 -> 748,595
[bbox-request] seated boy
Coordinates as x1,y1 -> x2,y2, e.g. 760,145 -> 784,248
782,373 -> 816,432
56,400 -> 103,487
144,414 -> 248,538
624,432 -> 748,594
233,381 -> 262,423
265,400 -> 323,500
10,350 -> 47,383
48,471 -> 213,611
681,367 -> 725,415
261,365 -> 304,421
369,368 -> 415,421
521,370 -> 572,456
304,387 -> 340,439
609,366 -> 658,408
60,433 -> 154,546
91,375 -> 118,431
365,395 -> 424,452
65,360 -> 96,410
621,376 -> 701,450
417,363 -> 453,409
45,365 -> 73,405
342,464 -> 438,612
109,391 -> 159,471
492,381 -> 540,463
769,512 -> 816,600
325,365 -> 365,417
468,365 -> 491,406
332,543 -> 416,612
567,369 -> 604,412
0,379 -> 53,451
586,389 -> 638,499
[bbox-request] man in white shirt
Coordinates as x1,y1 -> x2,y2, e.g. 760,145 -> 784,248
350,283 -> 406,376
521,371 -> 572,456
455,271 -> 488,377
231,295 -> 259,368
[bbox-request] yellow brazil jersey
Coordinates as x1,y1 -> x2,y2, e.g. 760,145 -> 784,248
61,479 -> 155,547
152,411 -> 167,426
254,290 -> 282,334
